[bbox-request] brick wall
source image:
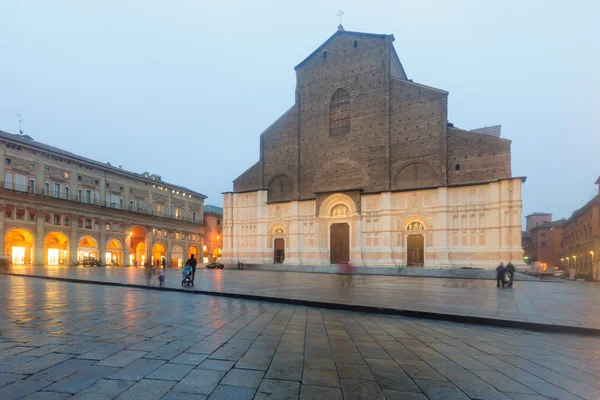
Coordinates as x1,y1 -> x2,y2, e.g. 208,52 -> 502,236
447,127 -> 512,185
231,29 -> 515,198
389,79 -> 447,189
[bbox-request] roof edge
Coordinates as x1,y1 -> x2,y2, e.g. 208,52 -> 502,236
295,29 -> 393,70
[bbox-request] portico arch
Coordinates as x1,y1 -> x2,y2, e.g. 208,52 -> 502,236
106,238 -> 123,266
5,228 -> 35,265
44,232 -> 69,265
171,244 -> 183,267
77,235 -> 99,263
152,242 -> 166,267
188,246 -> 198,260
129,225 -> 146,266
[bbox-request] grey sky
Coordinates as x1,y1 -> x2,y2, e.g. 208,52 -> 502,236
1,0 -> 598,223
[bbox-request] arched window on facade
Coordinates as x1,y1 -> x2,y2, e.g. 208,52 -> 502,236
330,89 -> 350,137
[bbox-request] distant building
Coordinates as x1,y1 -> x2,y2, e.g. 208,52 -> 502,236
562,177 -> 600,280
525,212 -> 552,232
203,205 -> 223,263
527,219 -> 566,271
0,130 -> 206,267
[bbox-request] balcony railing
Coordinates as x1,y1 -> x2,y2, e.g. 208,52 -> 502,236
0,181 -> 201,224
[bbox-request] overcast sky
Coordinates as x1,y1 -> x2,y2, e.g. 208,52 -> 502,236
1,0 -> 598,223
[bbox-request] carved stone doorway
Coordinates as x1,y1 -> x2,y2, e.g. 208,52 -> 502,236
407,234 -> 424,266
330,223 -> 350,264
274,238 -> 285,263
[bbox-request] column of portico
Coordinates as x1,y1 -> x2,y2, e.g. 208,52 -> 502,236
145,227 -> 153,266
99,221 -> 106,266
69,215 -> 78,265
124,226 -> 131,266
167,229 -> 173,267
35,209 -> 45,265
0,206 -> 5,257
184,234 -> 189,260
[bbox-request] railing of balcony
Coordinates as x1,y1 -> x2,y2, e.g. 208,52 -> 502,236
0,181 -> 201,224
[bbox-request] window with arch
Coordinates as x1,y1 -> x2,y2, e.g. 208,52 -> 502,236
330,89 -> 350,137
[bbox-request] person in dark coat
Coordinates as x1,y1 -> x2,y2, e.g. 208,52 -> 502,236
186,254 -> 198,285
506,262 -> 515,287
496,263 -> 506,288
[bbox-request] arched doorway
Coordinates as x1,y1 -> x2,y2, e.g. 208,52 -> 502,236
152,242 -> 166,267
105,238 -> 123,266
272,226 -> 285,264
5,228 -> 34,265
172,244 -> 184,267
129,226 -> 146,266
44,232 -> 69,265
212,248 -> 222,262
77,235 -> 99,264
405,221 -> 426,266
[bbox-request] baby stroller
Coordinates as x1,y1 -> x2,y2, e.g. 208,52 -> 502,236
503,271 -> 512,288
182,264 -> 193,287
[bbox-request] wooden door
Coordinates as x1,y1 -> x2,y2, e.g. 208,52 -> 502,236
407,234 -> 424,266
330,223 -> 350,264
274,238 -> 285,263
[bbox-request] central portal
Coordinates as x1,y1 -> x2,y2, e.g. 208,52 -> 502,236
274,238 -> 285,263
407,234 -> 424,266
330,223 -> 350,264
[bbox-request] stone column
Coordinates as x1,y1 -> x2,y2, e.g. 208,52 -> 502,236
99,222 -> 106,266
145,227 -> 153,266
35,209 -> 45,265
184,234 -> 189,260
0,206 -> 5,257
167,229 -> 173,267
124,229 -> 131,266
70,216 -> 78,265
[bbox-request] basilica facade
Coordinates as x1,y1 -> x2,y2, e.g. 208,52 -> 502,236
222,27 -> 524,269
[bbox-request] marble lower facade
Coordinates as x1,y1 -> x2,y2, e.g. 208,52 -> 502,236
222,178 -> 525,269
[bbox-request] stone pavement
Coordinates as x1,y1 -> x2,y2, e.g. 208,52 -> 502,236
2,276 -> 600,400
2,266 -> 600,333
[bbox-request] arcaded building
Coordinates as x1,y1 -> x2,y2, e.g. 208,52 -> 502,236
0,130 -> 205,267
223,27 -> 524,268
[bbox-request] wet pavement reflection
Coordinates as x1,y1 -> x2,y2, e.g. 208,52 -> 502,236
0,276 -> 600,399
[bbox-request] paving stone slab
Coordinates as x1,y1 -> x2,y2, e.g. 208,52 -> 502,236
146,362 -> 195,381
114,379 -> 176,400
207,384 -> 255,400
172,369 -> 225,395
299,385 -> 343,400
255,379 -> 300,400
197,359 -> 235,371
0,380 -> 51,400
23,392 -> 72,400
220,368 -> 264,388
70,378 -> 136,400
96,349 -> 148,367
44,365 -> 119,394
161,392 -> 208,400
0,372 -> 27,388
340,379 -> 385,400
107,358 -> 165,381
27,358 -> 94,382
